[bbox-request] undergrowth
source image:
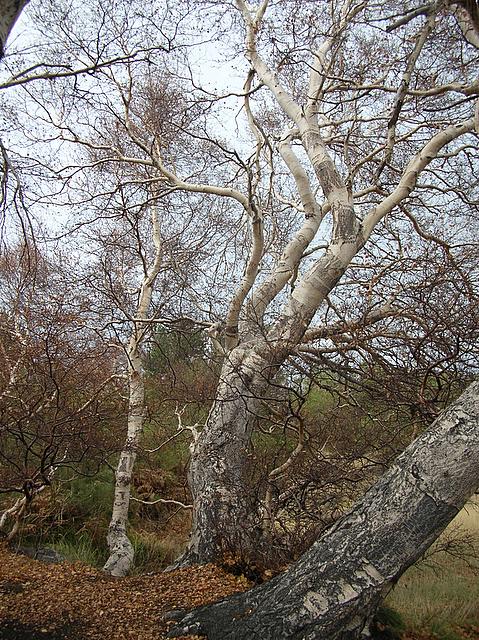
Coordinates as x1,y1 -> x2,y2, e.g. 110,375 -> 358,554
386,500 -> 479,639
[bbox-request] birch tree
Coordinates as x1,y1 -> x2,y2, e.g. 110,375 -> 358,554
168,381 -> 479,639
2,0 -> 478,570
103,203 -> 163,577
174,0 -> 479,565
0,0 -> 238,571
63,149 -> 216,576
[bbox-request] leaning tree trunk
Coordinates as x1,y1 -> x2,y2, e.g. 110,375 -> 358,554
169,381 -> 479,640
0,0 -> 29,57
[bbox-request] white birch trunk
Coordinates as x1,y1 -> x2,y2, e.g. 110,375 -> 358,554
103,207 -> 162,577
179,237 -> 365,566
176,344 -> 270,565
103,343 -> 145,577
179,13 -> 474,562
169,382 -> 479,639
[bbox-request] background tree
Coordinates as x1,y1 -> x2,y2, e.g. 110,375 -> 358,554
47,66 -> 234,574
102,198 -> 164,577
0,241 -> 122,540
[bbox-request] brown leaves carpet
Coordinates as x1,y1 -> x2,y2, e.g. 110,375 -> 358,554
0,543 -> 249,639
2,543 -> 479,640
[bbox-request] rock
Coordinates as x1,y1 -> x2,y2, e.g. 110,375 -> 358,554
14,545 -> 65,564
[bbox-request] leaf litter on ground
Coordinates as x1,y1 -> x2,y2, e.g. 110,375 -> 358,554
1,542 -> 478,640
0,542 -> 249,639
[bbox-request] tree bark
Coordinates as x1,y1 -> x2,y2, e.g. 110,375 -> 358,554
176,345 -> 271,566
103,206 -> 162,577
174,0 -> 475,569
178,117 -> 474,568
169,381 -> 479,640
103,351 -> 144,577
0,0 -> 28,57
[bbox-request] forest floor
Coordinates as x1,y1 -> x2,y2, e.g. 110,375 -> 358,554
0,542 -> 478,640
0,542 -> 250,639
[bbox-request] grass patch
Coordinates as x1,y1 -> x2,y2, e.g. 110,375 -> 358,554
46,529 -> 185,574
386,499 -> 479,639
130,531 -> 185,574
387,560 -> 479,638
51,533 -> 105,567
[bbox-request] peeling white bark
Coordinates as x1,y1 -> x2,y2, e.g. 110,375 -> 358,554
224,210 -> 264,350
243,133 -> 324,332
170,382 -> 479,640
378,11 -> 437,175
452,4 -> 479,49
176,344 -> 270,565
104,206 -> 162,577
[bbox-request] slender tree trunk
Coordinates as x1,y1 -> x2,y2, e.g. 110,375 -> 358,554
104,206 -> 162,577
103,348 -> 145,577
169,381 -> 479,640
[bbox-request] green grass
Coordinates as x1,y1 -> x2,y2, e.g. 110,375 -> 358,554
49,529 -> 185,574
387,561 -> 479,638
386,499 -> 479,639
130,530 -> 185,574
51,532 -> 105,567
